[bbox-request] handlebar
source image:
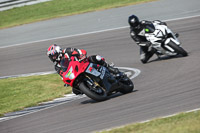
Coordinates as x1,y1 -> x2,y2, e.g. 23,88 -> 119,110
79,56 -> 87,62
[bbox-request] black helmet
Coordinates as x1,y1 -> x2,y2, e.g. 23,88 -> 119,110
128,15 -> 140,27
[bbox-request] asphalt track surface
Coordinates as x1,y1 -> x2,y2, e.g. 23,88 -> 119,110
1,0 -> 200,48
1,1 -> 200,133
0,16 -> 200,133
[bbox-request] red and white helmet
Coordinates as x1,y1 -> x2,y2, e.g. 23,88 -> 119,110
47,44 -> 62,62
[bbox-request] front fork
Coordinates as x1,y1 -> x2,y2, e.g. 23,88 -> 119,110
84,76 -> 104,94
164,38 -> 180,53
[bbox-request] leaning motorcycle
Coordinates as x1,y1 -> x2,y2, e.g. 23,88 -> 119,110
144,22 -> 188,57
60,56 -> 134,102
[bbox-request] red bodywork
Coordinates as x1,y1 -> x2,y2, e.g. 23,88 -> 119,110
61,56 -> 89,87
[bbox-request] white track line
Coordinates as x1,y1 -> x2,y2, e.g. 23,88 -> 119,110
118,67 -> 141,79
0,67 -> 141,79
0,71 -> 56,79
1,14 -> 200,124
0,67 -> 140,122
101,107 -> 200,132
1,14 -> 200,49
0,26 -> 128,49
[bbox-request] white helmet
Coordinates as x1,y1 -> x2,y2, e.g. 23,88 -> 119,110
47,44 -> 62,62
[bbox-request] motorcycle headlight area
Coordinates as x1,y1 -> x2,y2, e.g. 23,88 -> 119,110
65,66 -> 75,79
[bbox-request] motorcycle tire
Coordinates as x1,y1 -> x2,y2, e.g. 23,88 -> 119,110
167,41 -> 188,56
79,82 -> 107,102
119,77 -> 134,94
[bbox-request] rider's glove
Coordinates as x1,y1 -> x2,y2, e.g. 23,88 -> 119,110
79,54 -> 87,62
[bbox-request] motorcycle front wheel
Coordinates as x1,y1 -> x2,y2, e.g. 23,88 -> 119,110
167,41 -> 188,56
79,82 -> 107,102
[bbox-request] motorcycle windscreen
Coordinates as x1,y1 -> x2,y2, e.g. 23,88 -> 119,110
145,23 -> 155,33
60,59 -> 70,72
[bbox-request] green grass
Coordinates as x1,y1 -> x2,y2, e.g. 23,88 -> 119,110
0,0 -> 154,29
1,1 -> 199,132
0,0 -> 155,117
98,110 -> 200,133
0,74 -> 71,116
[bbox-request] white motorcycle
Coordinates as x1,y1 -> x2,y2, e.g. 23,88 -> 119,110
145,21 -> 188,57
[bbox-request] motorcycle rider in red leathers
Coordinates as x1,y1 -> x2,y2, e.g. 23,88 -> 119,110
47,44 -> 119,95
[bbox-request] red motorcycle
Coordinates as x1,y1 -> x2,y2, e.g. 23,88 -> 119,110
61,56 -> 134,102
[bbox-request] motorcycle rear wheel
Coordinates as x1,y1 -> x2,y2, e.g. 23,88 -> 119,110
79,82 -> 108,102
119,77 -> 134,94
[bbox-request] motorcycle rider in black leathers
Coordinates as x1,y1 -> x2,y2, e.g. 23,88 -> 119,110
128,15 -> 178,63
47,44 -> 119,95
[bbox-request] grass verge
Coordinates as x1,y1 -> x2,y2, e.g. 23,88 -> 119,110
0,74 -> 71,117
0,0 -> 155,29
98,110 -> 200,133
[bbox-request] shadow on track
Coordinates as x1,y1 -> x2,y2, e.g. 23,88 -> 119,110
81,90 -> 138,104
147,54 -> 189,64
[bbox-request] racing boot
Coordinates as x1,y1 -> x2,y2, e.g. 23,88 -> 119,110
104,62 -> 120,74
89,55 -> 120,74
140,48 -> 156,64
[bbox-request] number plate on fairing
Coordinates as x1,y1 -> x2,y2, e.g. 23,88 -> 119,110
85,63 -> 101,77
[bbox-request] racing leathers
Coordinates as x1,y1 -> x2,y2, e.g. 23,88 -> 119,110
130,20 -> 167,63
54,47 -> 119,77
53,48 -> 87,76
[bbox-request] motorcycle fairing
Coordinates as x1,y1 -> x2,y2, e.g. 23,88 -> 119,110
62,58 -> 89,86
85,63 -> 119,94
144,23 -> 155,33
65,66 -> 75,80
85,64 -> 111,92
138,29 -> 145,36
145,23 -> 182,56
85,63 -> 101,77
163,38 -> 181,54
98,66 -> 120,94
